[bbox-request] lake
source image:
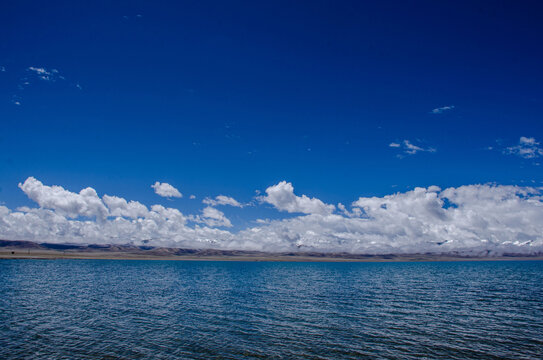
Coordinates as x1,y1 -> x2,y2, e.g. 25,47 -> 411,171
1,260 -> 542,359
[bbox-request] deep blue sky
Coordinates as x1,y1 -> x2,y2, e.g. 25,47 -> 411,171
1,0 -> 542,223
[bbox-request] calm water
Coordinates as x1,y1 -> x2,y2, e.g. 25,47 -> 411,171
1,260 -> 542,359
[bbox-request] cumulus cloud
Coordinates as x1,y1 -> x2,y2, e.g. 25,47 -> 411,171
151,182 -> 182,198
103,195 -> 149,219
18,177 -> 109,220
431,105 -> 455,114
187,206 -> 233,228
2,177 -> 543,255
0,204 -> 232,248
2,177 -> 233,247
200,206 -> 233,228
261,181 -> 335,215
203,195 -> 243,207
239,184 -> 543,254
390,140 -> 436,156
505,137 -> 543,159
337,202 -> 363,218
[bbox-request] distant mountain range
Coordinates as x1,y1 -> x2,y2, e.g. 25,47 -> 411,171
2,239 -> 542,262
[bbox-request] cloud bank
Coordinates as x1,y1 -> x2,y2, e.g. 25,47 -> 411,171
2,177 -> 543,255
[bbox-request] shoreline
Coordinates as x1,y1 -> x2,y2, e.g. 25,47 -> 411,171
2,240 -> 542,262
2,249 -> 543,262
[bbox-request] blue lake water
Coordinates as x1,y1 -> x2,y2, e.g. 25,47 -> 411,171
1,260 -> 542,359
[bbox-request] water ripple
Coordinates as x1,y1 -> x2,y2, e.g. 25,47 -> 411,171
1,260 -> 542,359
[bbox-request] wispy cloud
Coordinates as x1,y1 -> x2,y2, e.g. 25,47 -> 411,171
505,137 -> 543,159
203,195 -> 243,207
27,66 -> 62,81
9,66 -> 82,106
389,140 -> 436,157
11,95 -> 22,106
430,105 -> 455,114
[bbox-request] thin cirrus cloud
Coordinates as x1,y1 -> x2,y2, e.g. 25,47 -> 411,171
430,105 -> 455,114
27,66 -> 63,81
2,177 -> 543,255
151,181 -> 182,198
25,66 -> 82,89
11,66 -> 81,106
389,140 -> 436,156
505,136 -> 543,159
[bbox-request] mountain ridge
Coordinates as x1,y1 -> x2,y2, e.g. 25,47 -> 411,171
2,239 -> 542,262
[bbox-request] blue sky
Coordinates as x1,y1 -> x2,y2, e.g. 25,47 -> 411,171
1,1 -> 543,235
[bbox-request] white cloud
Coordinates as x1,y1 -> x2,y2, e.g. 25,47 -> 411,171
390,140 -> 436,156
103,195 -> 149,219
337,202 -> 362,218
239,184 -> 543,254
189,195 -> 196,199
151,181 -> 182,198
2,177 -> 233,247
505,136 -> 543,159
431,105 -> 455,114
149,204 -> 187,225
0,204 -> 232,248
186,206 -> 233,228
18,177 -> 109,220
2,177 -> 543,255
203,195 -> 242,207
200,206 -> 232,227
261,181 -> 335,215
